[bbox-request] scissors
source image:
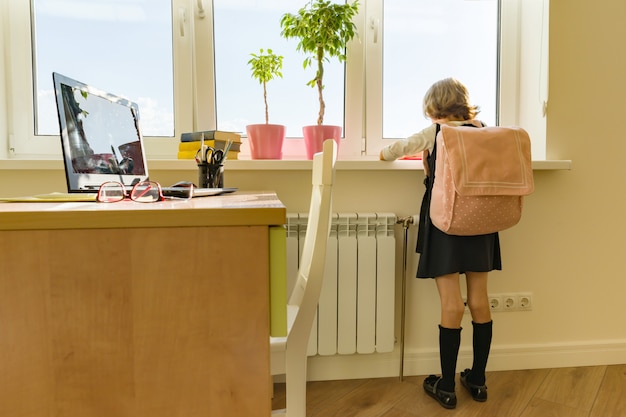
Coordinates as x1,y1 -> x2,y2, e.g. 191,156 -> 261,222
195,146 -> 215,164
211,149 -> 224,165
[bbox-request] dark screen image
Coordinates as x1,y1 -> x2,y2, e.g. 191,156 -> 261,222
60,84 -> 145,175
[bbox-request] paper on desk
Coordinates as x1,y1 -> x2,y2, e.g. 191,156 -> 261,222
0,192 -> 97,202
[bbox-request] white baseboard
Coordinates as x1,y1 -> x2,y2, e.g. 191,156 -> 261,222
306,339 -> 626,381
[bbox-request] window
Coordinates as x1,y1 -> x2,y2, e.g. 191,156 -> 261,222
32,0 -> 175,138
1,0 -> 548,160
209,0 -> 357,158
381,0 -> 498,136
212,1 -> 345,137
2,0 -> 191,159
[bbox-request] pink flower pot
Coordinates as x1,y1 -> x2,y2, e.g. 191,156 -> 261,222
246,124 -> 286,159
302,125 -> 341,160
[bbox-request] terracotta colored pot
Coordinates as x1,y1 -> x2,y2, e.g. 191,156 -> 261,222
302,125 -> 341,160
246,124 -> 286,159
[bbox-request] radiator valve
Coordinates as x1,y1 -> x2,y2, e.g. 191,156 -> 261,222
396,215 -> 417,228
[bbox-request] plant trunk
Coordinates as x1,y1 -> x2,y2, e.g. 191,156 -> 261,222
316,46 -> 325,125
263,80 -> 269,124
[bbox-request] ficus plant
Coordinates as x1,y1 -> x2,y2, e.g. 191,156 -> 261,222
248,48 -> 284,124
280,0 -> 359,126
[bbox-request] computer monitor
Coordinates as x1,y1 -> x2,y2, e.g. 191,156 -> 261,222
52,72 -> 149,192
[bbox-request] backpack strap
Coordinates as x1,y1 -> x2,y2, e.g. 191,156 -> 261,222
417,123 -> 439,251
422,123 -> 440,182
423,121 -> 482,182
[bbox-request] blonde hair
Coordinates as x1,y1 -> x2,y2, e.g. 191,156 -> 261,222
422,78 -> 480,121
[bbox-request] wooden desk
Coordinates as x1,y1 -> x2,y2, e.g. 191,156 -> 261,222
0,192 -> 286,417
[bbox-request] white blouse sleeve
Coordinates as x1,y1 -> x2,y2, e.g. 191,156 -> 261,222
380,124 -> 438,161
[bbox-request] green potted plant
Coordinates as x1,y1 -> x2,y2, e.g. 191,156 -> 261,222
280,0 -> 359,159
246,48 -> 286,159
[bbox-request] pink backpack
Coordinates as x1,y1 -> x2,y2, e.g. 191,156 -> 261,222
424,124 -> 534,236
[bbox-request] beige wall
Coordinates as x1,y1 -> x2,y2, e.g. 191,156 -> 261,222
1,0 -> 625,379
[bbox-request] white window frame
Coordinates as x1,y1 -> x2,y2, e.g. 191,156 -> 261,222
364,0 -> 548,160
1,0 -> 548,161
1,0 -> 194,160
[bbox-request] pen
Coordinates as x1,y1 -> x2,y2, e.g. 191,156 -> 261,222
200,132 -> 207,162
222,140 -> 233,161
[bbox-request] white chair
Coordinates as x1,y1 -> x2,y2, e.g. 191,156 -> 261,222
270,139 -> 337,417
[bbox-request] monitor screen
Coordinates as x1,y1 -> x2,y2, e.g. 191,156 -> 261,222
53,72 -> 149,192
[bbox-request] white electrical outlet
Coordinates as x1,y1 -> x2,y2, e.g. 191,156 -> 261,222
502,294 -> 517,311
518,293 -> 533,310
488,295 -> 502,312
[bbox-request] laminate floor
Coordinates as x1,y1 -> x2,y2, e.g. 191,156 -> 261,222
272,364 -> 626,416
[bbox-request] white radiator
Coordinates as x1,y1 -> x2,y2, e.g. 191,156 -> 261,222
286,212 -> 396,356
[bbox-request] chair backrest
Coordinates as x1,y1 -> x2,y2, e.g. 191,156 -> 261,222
287,139 -> 337,343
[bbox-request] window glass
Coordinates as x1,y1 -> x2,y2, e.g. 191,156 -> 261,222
32,0 -> 174,137
212,0 -> 345,137
382,0 -> 498,137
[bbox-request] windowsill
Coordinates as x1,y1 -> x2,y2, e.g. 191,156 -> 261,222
0,157 -> 572,171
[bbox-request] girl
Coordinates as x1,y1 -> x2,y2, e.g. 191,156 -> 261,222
380,78 -> 499,409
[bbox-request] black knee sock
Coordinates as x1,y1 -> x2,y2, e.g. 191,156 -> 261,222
470,320 -> 493,386
439,325 -> 462,392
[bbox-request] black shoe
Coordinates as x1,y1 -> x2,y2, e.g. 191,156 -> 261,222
460,369 -> 488,402
423,375 -> 457,409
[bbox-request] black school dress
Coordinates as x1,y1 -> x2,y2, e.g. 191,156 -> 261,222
416,124 -> 502,279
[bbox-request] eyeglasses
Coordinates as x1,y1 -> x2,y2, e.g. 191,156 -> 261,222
97,181 -> 166,203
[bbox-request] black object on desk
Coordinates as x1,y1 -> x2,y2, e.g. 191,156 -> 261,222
198,162 -> 224,188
